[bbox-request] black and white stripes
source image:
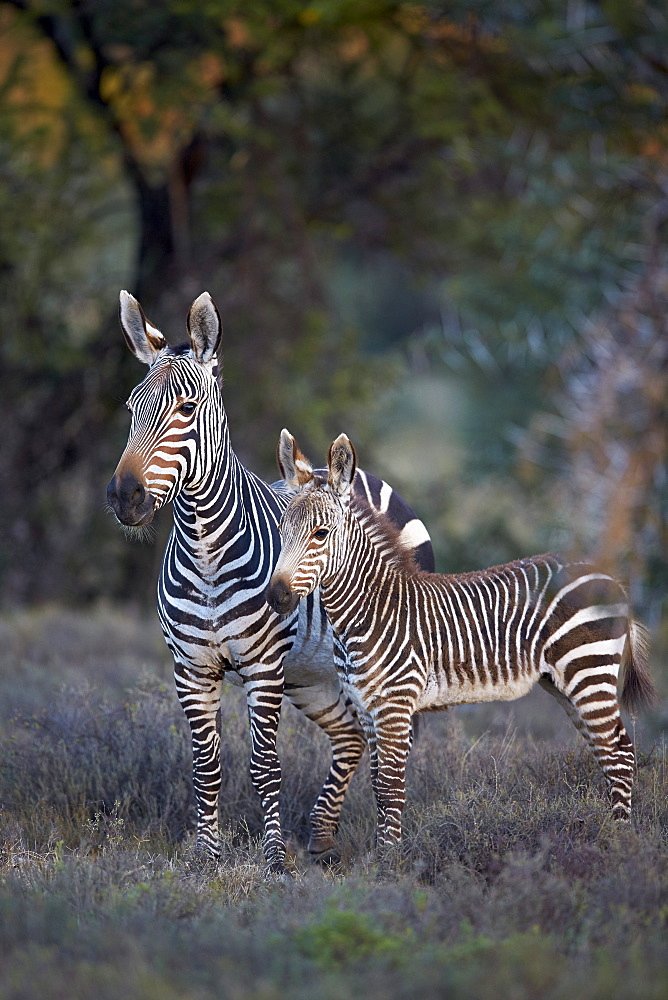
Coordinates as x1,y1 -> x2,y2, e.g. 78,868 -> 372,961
107,293 -> 434,869
268,431 -> 656,849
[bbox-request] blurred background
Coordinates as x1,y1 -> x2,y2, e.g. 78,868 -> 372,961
0,0 -> 665,661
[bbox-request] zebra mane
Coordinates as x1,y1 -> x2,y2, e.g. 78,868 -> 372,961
165,343 -> 221,382
168,343 -> 193,357
351,493 -> 420,577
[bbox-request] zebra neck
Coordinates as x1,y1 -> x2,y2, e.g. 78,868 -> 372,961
172,433 -> 280,572
322,514 -> 404,638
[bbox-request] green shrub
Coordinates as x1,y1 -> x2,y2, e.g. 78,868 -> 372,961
293,903 -> 412,968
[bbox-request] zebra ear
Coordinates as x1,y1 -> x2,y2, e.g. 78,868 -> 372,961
187,291 -> 222,365
119,290 -> 166,365
277,429 -> 314,491
327,434 -> 357,497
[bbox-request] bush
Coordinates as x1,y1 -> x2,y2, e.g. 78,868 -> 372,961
0,680 -> 193,849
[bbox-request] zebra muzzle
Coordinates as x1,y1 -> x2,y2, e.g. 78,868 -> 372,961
106,472 -> 156,526
266,576 -> 300,615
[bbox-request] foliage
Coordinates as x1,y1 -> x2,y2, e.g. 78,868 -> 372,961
519,250 -> 668,624
293,903 -> 413,968
0,0 -> 666,616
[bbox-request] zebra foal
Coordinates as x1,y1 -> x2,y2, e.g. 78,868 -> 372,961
267,430 -> 656,849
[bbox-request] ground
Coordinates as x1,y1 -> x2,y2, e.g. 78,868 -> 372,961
0,606 -> 666,1000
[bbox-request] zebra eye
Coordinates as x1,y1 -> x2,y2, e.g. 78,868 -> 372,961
313,528 -> 329,541
178,401 -> 196,415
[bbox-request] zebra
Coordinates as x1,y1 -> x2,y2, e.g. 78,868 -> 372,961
106,290 -> 434,871
267,430 -> 656,849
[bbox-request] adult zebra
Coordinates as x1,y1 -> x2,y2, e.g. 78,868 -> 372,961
268,431 -> 656,848
106,291 -> 433,871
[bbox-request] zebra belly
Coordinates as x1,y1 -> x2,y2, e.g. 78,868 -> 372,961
282,640 -> 337,686
416,662 -> 538,710
282,596 -> 338,687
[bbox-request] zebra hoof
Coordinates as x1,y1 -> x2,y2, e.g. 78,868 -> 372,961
308,835 -> 341,865
264,860 -> 293,881
312,849 -> 342,868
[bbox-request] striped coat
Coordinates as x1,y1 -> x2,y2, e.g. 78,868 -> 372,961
268,432 -> 655,848
107,293 -> 433,869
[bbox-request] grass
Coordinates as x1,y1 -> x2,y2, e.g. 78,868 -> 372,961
0,606 -> 666,999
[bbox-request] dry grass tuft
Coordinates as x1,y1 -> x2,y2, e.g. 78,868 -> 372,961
0,608 -> 666,999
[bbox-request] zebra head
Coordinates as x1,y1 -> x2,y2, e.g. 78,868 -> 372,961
106,290 -> 223,529
267,430 -> 357,615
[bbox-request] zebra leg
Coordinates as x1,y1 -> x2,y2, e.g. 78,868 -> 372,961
592,716 -> 635,820
173,661 -> 223,859
353,707 -> 385,842
371,707 -> 412,849
242,674 -> 286,872
543,673 -> 635,819
285,683 -> 366,858
539,676 -> 595,747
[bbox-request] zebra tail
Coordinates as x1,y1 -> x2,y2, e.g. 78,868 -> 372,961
619,619 -> 657,715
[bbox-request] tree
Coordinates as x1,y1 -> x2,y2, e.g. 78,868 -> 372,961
1,0 -> 667,607
521,202 -> 668,623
